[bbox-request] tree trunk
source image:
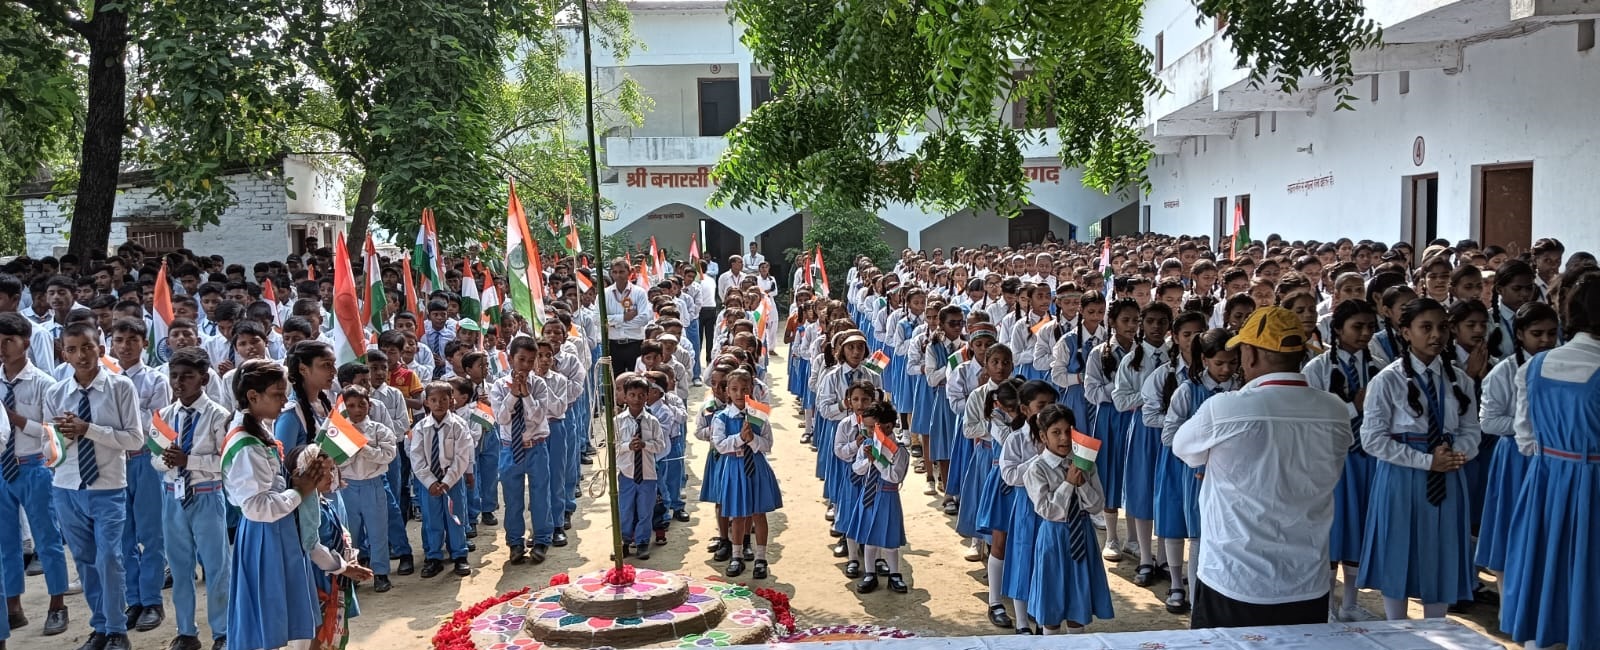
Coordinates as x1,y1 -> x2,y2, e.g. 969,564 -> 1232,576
346,171 -> 379,258
67,1 -> 129,261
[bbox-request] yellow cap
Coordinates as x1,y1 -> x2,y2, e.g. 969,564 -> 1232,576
1226,306 -> 1306,353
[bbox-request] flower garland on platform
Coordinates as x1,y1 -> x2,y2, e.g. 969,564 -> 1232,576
432,586 -> 531,650
604,564 -> 637,586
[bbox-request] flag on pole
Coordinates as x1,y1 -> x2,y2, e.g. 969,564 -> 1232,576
689,234 -> 703,279
648,237 -> 662,283
319,402 -> 370,464
1071,429 -> 1102,475
402,257 -> 421,314
459,258 -> 481,324
147,411 -> 179,455
1230,203 -> 1249,259
480,267 -> 501,326
561,201 -> 581,255
363,234 -> 386,334
506,179 -> 541,324
413,208 -> 443,293
147,261 -> 173,365
527,239 -> 549,334
813,245 -> 831,297
329,232 -> 366,366
1100,237 -> 1114,298
743,399 -> 772,429
575,269 -> 593,295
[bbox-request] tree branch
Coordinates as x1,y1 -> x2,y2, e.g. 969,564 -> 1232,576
10,0 -> 89,37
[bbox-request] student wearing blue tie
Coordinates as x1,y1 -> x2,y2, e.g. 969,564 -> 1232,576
0,312 -> 72,637
48,323 -> 145,650
108,318 -> 171,633
408,382 -> 475,579
494,338 -> 562,565
152,348 -> 232,650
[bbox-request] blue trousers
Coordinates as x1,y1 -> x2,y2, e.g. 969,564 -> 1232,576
564,399 -> 588,512
0,458 -> 70,596
499,441 -> 552,547
657,435 -> 687,512
548,417 -> 573,519
686,319 -> 703,378
161,484 -> 229,639
619,477 -> 657,546
343,477 -> 390,576
54,488 -> 129,634
414,479 -> 468,560
472,434 -> 501,519
384,458 -> 413,558
122,456 -> 167,607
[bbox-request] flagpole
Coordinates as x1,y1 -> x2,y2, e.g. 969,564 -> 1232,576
578,0 -> 627,575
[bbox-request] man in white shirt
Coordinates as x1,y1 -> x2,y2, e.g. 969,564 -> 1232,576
742,242 -> 765,271
1172,307 -> 1351,629
605,258 -> 653,375
716,255 -> 746,305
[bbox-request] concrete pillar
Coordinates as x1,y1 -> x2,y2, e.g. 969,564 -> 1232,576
738,62 -> 754,119
907,229 -> 921,252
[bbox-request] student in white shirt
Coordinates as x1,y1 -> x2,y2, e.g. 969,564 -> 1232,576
333,384 -> 400,594
407,382 -> 476,578
1174,307 -> 1352,629
0,312 -> 71,634
614,374 -> 667,559
107,318 -> 172,631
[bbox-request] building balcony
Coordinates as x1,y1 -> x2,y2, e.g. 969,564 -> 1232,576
604,129 -> 1066,170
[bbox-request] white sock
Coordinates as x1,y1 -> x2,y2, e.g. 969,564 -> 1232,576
1421,602 -> 1448,619
1136,519 -> 1155,565
1012,599 -> 1029,628
884,548 -> 900,573
1104,510 -> 1121,545
847,540 -> 862,563
1187,541 -> 1199,590
1163,539 -> 1186,585
1065,625 -> 1085,634
754,545 -> 767,561
986,557 -> 1005,606
1525,643 -> 1557,650
1341,565 -> 1359,610
862,545 -> 878,572
1329,567 -> 1340,605
1382,597 -> 1409,620
1041,626 -> 1058,636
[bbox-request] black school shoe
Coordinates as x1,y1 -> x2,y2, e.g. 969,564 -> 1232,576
874,559 -> 891,576
453,557 -> 471,577
509,545 -> 528,565
712,540 -> 733,562
887,574 -> 908,593
987,603 -> 1014,628
842,561 -> 861,579
552,531 -> 569,547
136,605 -> 165,631
481,512 -> 499,526
1133,564 -> 1158,587
169,634 -> 202,650
752,560 -> 768,579
373,575 -> 392,593
420,559 -> 445,578
855,575 -> 879,593
725,558 -> 744,577
530,544 -> 549,564
395,556 -> 416,576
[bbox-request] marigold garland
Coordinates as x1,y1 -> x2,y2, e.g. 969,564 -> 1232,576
432,587 -> 531,650
604,564 -> 637,586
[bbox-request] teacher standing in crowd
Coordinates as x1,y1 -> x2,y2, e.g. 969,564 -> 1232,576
606,257 -> 652,373
1172,307 -> 1353,628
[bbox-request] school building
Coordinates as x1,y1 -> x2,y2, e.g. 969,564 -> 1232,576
566,0 -> 1140,279
1138,0 -> 1600,254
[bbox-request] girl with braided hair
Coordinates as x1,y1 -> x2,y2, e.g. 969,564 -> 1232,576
276,341 -> 335,451
1113,302 -> 1175,588
1083,299 -> 1139,563
1358,298 -> 1481,620
1144,314 -> 1215,613
1158,328 -> 1240,615
1485,260 -> 1538,359
1474,302 -> 1557,582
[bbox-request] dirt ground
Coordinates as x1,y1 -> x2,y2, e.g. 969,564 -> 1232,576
19,344 -> 1513,649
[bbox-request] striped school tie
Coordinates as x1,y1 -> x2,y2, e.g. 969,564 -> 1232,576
1,379 -> 18,483
1066,491 -> 1090,561
861,467 -> 877,509
430,424 -> 444,481
179,407 -> 197,508
77,389 -> 98,489
510,400 -> 528,465
742,418 -> 756,477
1422,370 -> 1447,506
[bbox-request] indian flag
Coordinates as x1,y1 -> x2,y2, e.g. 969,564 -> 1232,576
329,232 -> 367,366
471,401 -> 494,430
100,356 -> 122,374
480,268 -> 501,326
459,258 -> 481,324
744,399 -> 771,429
318,404 -> 369,464
864,349 -> 891,373
147,411 -> 179,455
866,424 -> 900,468
947,346 -> 970,370
506,179 -> 540,327
561,201 -> 581,255
413,208 -> 443,294
147,261 -> 173,365
364,234 -> 386,334
575,268 -> 593,294
1030,317 -> 1054,336
221,427 -> 265,472
813,245 -> 831,297
42,423 -> 66,468
526,238 -> 549,333
1071,429 -> 1101,475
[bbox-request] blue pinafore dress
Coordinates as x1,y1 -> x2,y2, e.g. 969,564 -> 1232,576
1029,492 -> 1116,627
1123,356 -> 1170,522
1090,345 -> 1130,510
1155,380 -> 1210,540
713,410 -> 783,518
1499,353 -> 1600,648
1330,355 -> 1379,565
1059,330 -> 1096,436
922,341 -> 958,463
230,443 -> 318,650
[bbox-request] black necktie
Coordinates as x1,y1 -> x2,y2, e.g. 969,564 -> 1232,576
510,399 -> 528,464
179,407 -> 197,508
861,465 -> 877,509
1066,488 -> 1089,561
742,416 -> 756,477
631,419 -> 644,482
77,389 -> 98,489
1,379 -> 18,483
430,423 -> 444,481
1422,369 -> 1447,506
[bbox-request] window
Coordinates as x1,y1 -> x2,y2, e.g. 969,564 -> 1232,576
698,79 -> 740,136
752,76 -> 775,111
1010,72 -> 1058,129
125,223 -> 186,255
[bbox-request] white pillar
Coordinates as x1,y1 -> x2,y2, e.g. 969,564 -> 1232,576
738,62 -> 754,119
908,230 -> 922,252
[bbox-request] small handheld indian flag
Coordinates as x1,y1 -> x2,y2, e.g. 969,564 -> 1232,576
471,401 -> 495,430
744,399 -> 771,429
1071,429 -> 1101,475
1030,317 -> 1054,336
318,404 -> 369,464
864,349 -> 891,373
100,356 -> 122,374
147,411 -> 179,455
42,423 -> 66,468
867,425 -> 900,468
947,346 -> 970,370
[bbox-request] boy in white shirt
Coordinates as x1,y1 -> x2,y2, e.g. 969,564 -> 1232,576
332,384 -> 398,594
614,374 -> 667,560
407,382 -> 475,579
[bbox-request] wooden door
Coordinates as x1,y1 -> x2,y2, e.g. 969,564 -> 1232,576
1479,164 -> 1532,250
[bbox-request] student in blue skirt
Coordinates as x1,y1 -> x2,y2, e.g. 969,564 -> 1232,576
845,399 -> 911,594
277,341 -> 334,452
920,304 -> 966,513
817,331 -> 881,529
1083,297 -> 1137,563
1049,289 -> 1104,436
1500,267 -> 1600,650
224,359 -> 323,650
1157,326 -> 1240,614
998,380 -> 1058,634
973,373 -> 1023,630
1112,301 -> 1174,586
1358,298 -> 1480,620
1304,299 -> 1383,620
832,379 -> 882,580
697,362 -> 734,562
949,324 -> 999,555
1025,404 -> 1113,635
1474,302 -> 1557,588
711,368 -> 782,579
1006,285 -> 1052,382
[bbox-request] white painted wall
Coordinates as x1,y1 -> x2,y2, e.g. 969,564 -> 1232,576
1143,22 -> 1600,253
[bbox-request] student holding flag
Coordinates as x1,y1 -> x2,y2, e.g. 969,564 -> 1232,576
710,369 -> 781,579
0,312 -> 73,637
1024,404 -> 1113,635
151,348 -> 232,650
328,385 -> 398,594
847,399 -> 911,594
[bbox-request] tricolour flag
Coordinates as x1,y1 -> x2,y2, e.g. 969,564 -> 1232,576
1100,237 -> 1114,298
865,424 -> 900,468
329,232 -> 367,366
100,356 -> 122,374
42,424 -> 66,468
480,268 -> 501,326
527,238 -> 549,333
471,401 -> 494,430
561,201 -> 581,255
1071,429 -> 1101,475
1230,203 -> 1249,259
413,208 -> 443,294
459,258 -> 481,324
575,269 -> 593,294
864,349 -> 891,373
364,234 -> 387,334
402,256 -> 421,314
1030,317 -> 1054,336
689,234 -> 703,279
813,245 -> 831,297
147,411 -> 179,455
648,237 -> 662,283
743,399 -> 771,429
506,179 -> 541,325
147,261 -> 173,365
319,403 -> 369,464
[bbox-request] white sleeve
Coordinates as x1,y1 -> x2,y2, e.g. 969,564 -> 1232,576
1138,367 -> 1168,429
1360,371 -> 1434,471
1161,380 -> 1195,446
1111,354 -> 1143,413
1172,398 -> 1218,468
226,446 -> 302,522
1513,361 -> 1538,456
1479,359 -> 1517,437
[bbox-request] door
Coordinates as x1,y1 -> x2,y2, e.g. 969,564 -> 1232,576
1212,197 -> 1228,248
1403,174 -> 1438,248
698,79 -> 740,136
1479,164 -> 1532,251
1009,209 -> 1050,247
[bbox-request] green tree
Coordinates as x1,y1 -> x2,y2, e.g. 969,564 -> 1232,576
711,0 -> 1379,218
801,192 -> 893,300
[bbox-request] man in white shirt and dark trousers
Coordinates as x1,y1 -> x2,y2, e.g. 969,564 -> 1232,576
605,258 -> 653,376
1173,307 -> 1352,629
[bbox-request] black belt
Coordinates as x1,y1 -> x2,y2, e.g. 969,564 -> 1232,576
615,339 -> 641,345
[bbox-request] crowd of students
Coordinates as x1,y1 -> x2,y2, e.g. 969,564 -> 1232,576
782,234 -> 1599,647
2,229 -> 1598,650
